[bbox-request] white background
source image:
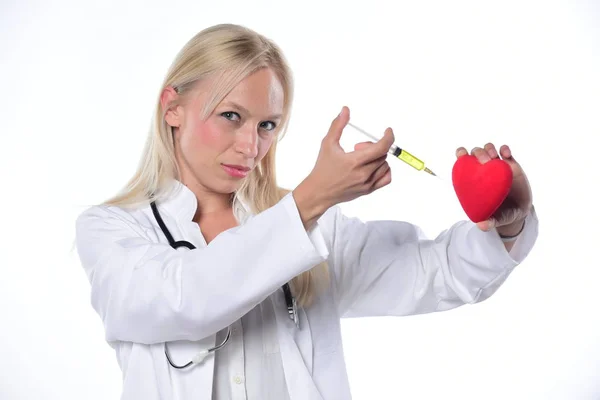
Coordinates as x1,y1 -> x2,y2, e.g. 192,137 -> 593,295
1,0 -> 599,399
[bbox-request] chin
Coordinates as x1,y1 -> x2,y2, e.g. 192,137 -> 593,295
213,180 -> 243,195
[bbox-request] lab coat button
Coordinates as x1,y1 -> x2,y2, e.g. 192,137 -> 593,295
233,376 -> 243,385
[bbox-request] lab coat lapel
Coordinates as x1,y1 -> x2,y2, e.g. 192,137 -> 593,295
161,181 -> 322,399
236,194 -> 322,399
272,291 -> 323,400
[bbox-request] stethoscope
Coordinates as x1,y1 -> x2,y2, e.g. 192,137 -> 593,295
150,201 -> 299,369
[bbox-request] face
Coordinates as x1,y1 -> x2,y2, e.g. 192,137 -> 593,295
163,67 -> 284,196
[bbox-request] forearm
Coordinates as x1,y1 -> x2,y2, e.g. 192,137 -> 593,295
77,195 -> 329,344
329,207 -> 539,318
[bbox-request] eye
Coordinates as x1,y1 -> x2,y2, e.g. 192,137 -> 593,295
259,121 -> 277,131
221,111 -> 241,122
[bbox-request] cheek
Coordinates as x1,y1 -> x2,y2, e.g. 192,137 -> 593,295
194,119 -> 222,146
257,136 -> 275,160
183,117 -> 231,155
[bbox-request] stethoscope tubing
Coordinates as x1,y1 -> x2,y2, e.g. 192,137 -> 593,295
150,200 -> 297,370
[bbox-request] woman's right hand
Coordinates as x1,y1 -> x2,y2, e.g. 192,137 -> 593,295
293,106 -> 395,229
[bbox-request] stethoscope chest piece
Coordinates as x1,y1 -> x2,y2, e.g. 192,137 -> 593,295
282,283 -> 299,329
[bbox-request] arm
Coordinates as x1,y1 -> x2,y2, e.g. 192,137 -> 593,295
318,206 -> 538,318
75,193 -> 329,344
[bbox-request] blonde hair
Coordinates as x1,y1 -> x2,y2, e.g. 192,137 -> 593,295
102,23 -> 329,307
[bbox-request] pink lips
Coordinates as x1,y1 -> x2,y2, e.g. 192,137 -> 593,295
222,164 -> 251,178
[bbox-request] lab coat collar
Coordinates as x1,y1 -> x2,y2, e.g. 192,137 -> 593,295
159,179 -> 252,222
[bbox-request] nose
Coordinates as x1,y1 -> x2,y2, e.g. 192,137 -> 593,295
234,126 -> 259,158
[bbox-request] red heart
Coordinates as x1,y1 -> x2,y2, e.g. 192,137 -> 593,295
452,155 -> 513,223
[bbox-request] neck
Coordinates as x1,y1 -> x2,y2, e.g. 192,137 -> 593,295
174,155 -> 237,221
179,180 -> 234,222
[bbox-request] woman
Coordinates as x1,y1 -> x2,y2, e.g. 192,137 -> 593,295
75,23 -> 538,400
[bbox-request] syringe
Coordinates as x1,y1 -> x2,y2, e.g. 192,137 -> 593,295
347,122 -> 437,177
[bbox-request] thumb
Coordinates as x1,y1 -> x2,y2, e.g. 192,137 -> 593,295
325,106 -> 350,144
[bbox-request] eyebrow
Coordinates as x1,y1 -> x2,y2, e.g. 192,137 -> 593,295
221,101 -> 282,120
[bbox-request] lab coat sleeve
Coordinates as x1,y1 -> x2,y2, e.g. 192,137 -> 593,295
75,193 -> 329,344
318,206 -> 539,318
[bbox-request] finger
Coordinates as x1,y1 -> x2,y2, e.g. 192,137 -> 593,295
364,161 -> 391,191
354,141 -> 374,151
455,147 -> 468,158
354,127 -> 394,165
484,142 -> 499,159
499,144 -> 516,161
360,154 -> 388,182
499,144 -> 523,171
324,106 -> 350,144
370,164 -> 392,192
380,127 -> 395,150
470,146 -> 491,164
367,159 -> 390,184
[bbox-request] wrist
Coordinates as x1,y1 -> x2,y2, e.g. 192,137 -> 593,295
293,177 -> 329,230
496,218 -> 526,241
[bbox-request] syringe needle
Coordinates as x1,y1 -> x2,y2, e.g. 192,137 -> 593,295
423,167 -> 437,176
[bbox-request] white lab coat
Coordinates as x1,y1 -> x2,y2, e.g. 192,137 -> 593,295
75,179 -> 538,400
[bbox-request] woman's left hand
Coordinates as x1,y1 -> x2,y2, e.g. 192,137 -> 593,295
456,143 -> 533,236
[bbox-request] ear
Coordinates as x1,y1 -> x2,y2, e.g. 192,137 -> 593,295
160,86 -> 182,128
